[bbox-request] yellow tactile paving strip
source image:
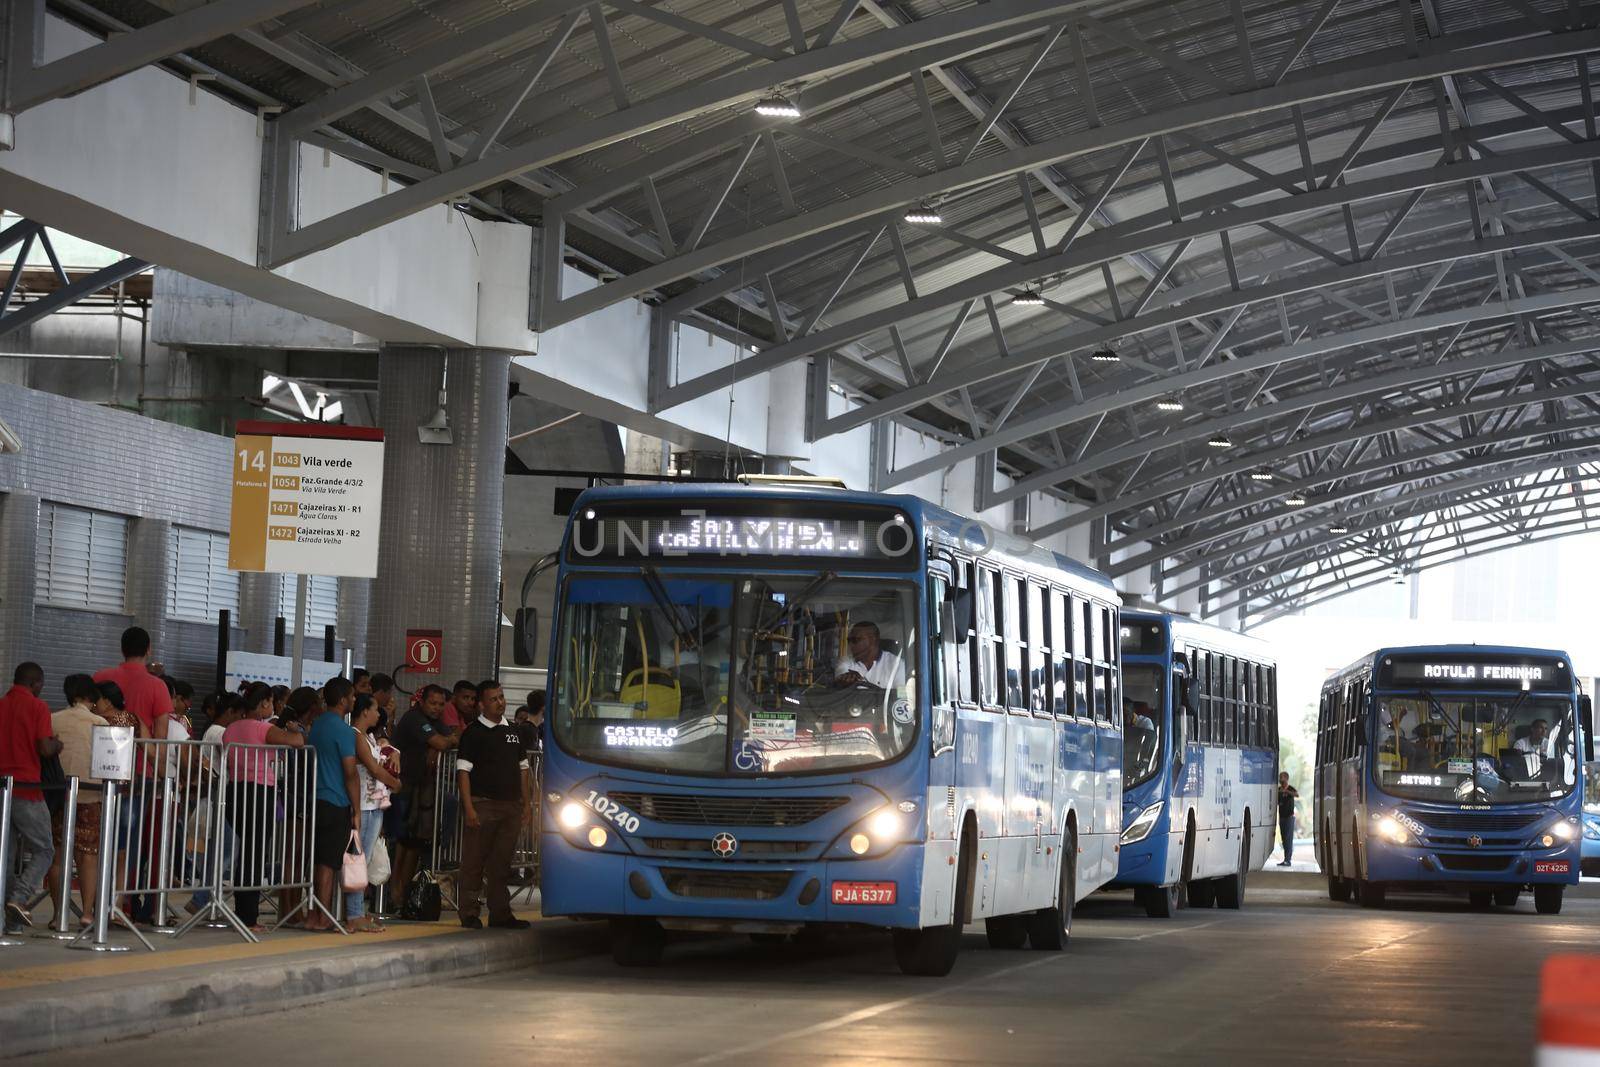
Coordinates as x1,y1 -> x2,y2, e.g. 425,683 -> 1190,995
0,910 -> 542,992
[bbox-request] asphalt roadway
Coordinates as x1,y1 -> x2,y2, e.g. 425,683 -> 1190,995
38,883 -> 1595,1066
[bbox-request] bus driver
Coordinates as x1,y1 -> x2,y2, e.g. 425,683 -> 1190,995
835,621 -> 904,690
1515,718 -> 1558,759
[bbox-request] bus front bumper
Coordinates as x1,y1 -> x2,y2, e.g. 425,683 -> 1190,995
539,834 -> 931,929
1107,829 -> 1175,888
1363,837 -> 1580,886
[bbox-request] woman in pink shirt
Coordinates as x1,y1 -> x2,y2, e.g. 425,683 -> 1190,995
223,682 -> 304,932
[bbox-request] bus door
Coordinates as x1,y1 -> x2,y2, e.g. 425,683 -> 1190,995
927,566 -> 960,843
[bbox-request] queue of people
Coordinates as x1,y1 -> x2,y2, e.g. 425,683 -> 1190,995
0,626 -> 544,937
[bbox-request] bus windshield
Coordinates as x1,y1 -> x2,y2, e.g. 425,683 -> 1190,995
553,572 -> 918,776
1374,692 -> 1577,803
1122,664 -> 1163,788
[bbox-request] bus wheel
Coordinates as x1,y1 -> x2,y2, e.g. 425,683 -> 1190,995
985,916 -> 1028,949
1493,887 -> 1520,909
1215,831 -> 1249,910
610,918 -> 666,967
1357,881 -> 1386,908
1027,835 -> 1075,951
893,831 -> 971,977
1328,876 -> 1352,903
1140,883 -> 1181,918
1534,885 -> 1565,915
1468,890 -> 1493,910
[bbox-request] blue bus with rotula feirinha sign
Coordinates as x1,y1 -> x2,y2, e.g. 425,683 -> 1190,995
538,482 -> 1125,975
1315,645 -> 1593,913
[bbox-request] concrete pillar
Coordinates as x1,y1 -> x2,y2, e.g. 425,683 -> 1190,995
0,491 -> 40,664
338,578 -> 372,668
126,517 -> 172,660
368,346 -> 510,683
236,572 -> 281,653
767,359 -> 810,474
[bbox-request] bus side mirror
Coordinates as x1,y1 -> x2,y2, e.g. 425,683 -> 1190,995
512,607 -> 539,667
946,587 -> 974,635
1583,695 -> 1594,762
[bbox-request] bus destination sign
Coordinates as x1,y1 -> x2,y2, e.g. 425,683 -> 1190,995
1380,656 -> 1569,690
568,507 -> 918,565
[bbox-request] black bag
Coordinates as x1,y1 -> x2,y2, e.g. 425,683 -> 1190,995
406,870 -> 442,922
39,754 -> 67,817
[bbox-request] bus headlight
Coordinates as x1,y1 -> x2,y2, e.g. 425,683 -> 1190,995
1550,819 -> 1578,843
850,833 -> 871,855
1120,802 -> 1164,845
1375,816 -> 1409,845
868,809 -> 901,840
558,801 -> 589,829
587,826 -> 609,848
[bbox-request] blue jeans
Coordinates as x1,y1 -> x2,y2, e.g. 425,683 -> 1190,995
345,809 -> 383,921
7,798 -> 55,907
1279,814 -> 1294,863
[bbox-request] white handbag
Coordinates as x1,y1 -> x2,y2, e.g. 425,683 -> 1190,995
367,833 -> 392,886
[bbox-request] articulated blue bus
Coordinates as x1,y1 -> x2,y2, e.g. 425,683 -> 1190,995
1316,645 -> 1594,913
538,483 -> 1124,975
1109,611 -> 1279,916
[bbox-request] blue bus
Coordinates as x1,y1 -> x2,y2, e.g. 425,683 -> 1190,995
538,483 -> 1124,975
1109,611 -> 1279,916
1315,645 -> 1594,913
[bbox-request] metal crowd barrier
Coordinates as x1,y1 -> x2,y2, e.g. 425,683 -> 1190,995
217,740 -> 333,939
430,750 -> 464,909
509,753 -> 543,905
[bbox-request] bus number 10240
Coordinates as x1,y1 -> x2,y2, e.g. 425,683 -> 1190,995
586,791 -> 642,834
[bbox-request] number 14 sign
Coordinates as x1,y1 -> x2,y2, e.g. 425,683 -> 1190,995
229,421 -> 384,578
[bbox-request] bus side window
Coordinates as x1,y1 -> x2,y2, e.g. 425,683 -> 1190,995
929,576 -> 949,707
956,560 -> 975,705
1194,651 -> 1210,743
1050,588 -> 1067,717
975,566 -> 997,707
1028,581 -> 1046,712
1228,657 -> 1240,747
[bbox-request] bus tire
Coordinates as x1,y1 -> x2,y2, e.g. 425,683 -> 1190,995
1357,881 -> 1386,908
1493,887 -> 1520,908
985,915 -> 1028,949
1535,885 -> 1565,915
1328,876 -> 1352,902
893,827 -> 972,977
1141,882 -> 1181,918
610,918 -> 666,967
1027,831 -> 1075,951
1215,829 -> 1248,910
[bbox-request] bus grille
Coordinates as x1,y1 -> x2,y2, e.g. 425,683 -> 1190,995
644,838 -> 813,856
608,792 -> 848,826
660,868 -> 793,900
1437,853 -> 1514,872
1412,812 -> 1541,833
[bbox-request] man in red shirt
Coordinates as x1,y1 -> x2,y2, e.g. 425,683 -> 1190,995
2,662 -> 61,932
93,627 -> 170,741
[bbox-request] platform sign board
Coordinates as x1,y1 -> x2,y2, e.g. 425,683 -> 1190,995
229,421 -> 384,578
90,725 -> 135,782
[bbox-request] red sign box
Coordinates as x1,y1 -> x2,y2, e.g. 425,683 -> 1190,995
831,881 -> 896,905
406,629 -> 443,674
1535,860 -> 1571,875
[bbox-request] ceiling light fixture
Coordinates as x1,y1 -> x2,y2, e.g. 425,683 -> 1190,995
1011,289 -> 1045,306
1329,523 -> 1349,534
1284,493 -> 1308,507
1091,348 -> 1119,363
1249,469 -> 1274,482
903,202 -> 942,225
1208,433 -> 1233,449
754,94 -> 801,119
1155,398 -> 1184,412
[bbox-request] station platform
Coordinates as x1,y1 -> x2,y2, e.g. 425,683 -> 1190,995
0,899 -> 577,1060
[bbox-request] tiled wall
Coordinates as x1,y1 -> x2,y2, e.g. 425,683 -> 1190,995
0,382 -> 339,693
